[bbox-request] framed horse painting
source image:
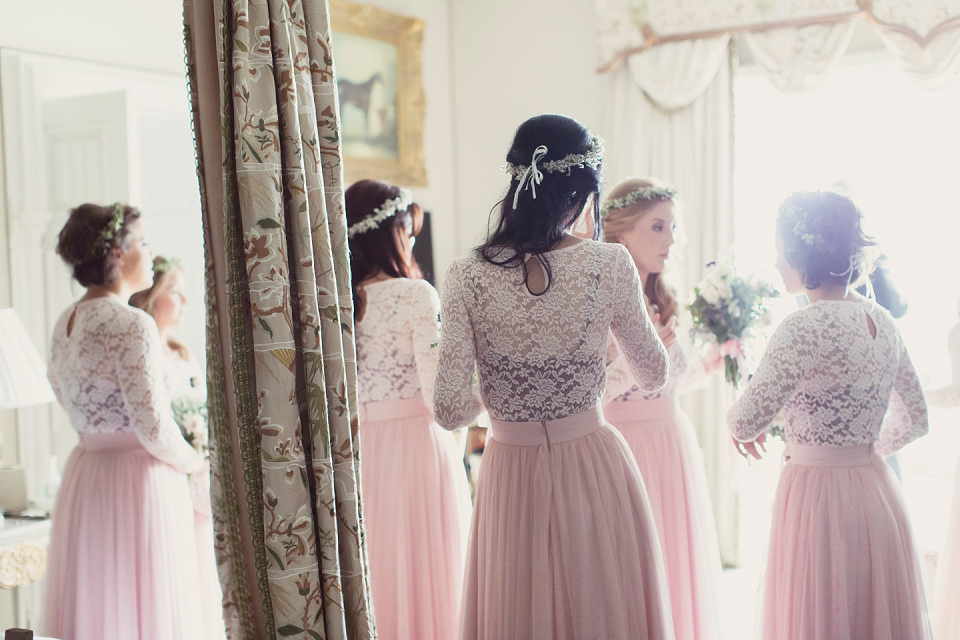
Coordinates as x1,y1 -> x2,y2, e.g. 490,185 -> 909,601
331,0 -> 427,186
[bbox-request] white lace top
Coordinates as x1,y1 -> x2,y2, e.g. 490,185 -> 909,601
927,323 -> 960,407
355,278 -> 441,406
434,240 -> 669,428
162,349 -> 205,403
604,339 -> 707,404
48,297 -> 204,473
727,299 -> 928,458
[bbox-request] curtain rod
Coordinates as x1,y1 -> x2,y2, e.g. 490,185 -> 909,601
597,9 -> 864,74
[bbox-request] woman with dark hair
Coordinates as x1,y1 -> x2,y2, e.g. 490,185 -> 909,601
601,179 -> 723,640
434,114 -> 674,640
347,180 -> 471,640
45,203 -> 207,639
131,257 -> 226,640
728,191 -> 932,640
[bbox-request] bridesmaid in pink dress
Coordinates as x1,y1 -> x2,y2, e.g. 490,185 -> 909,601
347,180 -> 472,640
926,316 -> 960,640
130,257 -> 227,640
434,114 -> 675,640
601,179 -> 724,640
728,191 -> 932,640
45,203 -> 208,640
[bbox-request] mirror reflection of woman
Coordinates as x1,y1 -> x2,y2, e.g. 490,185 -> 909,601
434,114 -> 673,640
728,191 -> 932,640
601,179 -> 723,640
45,203 -> 207,640
130,257 -> 226,640
346,179 -> 471,640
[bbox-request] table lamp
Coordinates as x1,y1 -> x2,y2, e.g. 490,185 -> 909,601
0,308 -> 56,523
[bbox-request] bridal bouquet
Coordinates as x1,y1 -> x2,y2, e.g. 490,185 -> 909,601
172,396 -> 210,458
687,260 -> 779,389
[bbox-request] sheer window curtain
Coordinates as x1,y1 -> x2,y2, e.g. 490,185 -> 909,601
183,0 -> 376,637
603,37 -> 739,565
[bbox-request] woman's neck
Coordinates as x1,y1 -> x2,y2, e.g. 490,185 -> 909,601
358,272 -> 395,286
81,282 -> 130,302
805,282 -> 853,303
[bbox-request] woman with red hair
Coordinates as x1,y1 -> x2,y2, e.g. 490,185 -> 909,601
347,179 -> 471,640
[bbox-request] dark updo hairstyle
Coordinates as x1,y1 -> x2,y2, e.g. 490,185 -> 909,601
55,203 -> 142,287
346,180 -> 423,321
478,114 -> 602,296
775,191 -> 877,291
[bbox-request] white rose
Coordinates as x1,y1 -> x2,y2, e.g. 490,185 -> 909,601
714,263 -> 735,282
701,284 -> 721,306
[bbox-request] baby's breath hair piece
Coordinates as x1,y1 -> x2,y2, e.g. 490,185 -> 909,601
600,185 -> 678,218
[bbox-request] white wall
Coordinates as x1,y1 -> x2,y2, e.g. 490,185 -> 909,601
0,0 -> 187,75
448,0 -> 606,260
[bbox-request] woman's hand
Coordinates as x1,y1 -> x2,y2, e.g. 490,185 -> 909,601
652,313 -> 677,349
700,343 -> 724,374
733,433 -> 767,460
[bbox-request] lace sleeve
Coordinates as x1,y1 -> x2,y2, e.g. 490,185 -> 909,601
926,325 -> 960,407
602,335 -> 635,404
608,246 -> 668,393
115,312 -> 205,473
410,281 -> 442,409
876,342 -> 929,457
727,313 -> 819,442
434,259 -> 483,430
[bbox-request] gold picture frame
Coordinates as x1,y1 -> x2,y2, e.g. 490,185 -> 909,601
331,0 -> 427,186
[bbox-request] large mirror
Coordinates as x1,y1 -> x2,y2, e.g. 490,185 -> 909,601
0,50 -> 205,504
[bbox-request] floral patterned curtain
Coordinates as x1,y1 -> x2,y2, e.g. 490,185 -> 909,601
183,0 -> 375,638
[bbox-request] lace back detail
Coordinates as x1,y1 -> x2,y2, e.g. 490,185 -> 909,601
728,300 -> 928,458
434,240 -> 668,427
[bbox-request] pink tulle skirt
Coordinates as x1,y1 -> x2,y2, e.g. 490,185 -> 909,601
359,396 -> 472,640
933,454 -> 960,640
461,404 -> 674,640
43,433 -> 207,640
605,398 -> 722,640
761,443 -> 932,640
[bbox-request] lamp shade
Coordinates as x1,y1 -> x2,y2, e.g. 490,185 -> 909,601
0,308 -> 56,408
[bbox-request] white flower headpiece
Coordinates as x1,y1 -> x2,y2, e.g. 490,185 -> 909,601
600,185 -> 678,217
783,203 -> 816,246
503,136 -> 604,210
348,189 -> 413,239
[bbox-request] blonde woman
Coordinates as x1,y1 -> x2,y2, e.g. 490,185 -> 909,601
131,257 -> 226,640
601,179 -> 723,640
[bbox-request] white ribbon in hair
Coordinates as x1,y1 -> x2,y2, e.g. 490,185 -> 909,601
512,145 -> 548,210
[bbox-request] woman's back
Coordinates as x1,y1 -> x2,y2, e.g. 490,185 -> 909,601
729,298 -> 927,456
435,239 -> 667,424
50,297 -> 164,434
355,277 -> 440,404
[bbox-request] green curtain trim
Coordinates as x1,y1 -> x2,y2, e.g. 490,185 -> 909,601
183,12 -> 259,638
217,0 -> 278,634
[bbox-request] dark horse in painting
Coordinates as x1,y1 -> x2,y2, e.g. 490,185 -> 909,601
338,72 -> 384,140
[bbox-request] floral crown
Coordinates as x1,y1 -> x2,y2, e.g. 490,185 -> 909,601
348,189 -> 414,239
601,185 -> 678,217
153,256 -> 181,276
82,202 -> 126,262
503,136 -> 604,209
782,203 -> 817,247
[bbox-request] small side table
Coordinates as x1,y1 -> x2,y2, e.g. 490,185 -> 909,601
0,517 -> 51,631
